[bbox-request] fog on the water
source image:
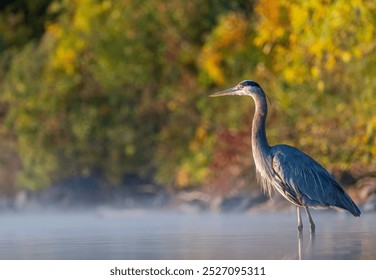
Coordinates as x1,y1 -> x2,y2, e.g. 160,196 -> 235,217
0,210 -> 375,260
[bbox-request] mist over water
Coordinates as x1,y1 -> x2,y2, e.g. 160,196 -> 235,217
0,210 -> 375,260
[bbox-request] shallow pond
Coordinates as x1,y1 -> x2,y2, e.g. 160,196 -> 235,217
0,210 -> 374,259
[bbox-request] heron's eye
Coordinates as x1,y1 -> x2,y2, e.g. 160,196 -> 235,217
237,85 -> 243,90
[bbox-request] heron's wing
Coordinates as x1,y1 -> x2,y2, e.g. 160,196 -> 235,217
271,145 -> 360,216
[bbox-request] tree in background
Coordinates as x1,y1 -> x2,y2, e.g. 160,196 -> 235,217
200,0 -> 376,189
0,0 -> 251,190
0,0 -> 374,193
252,0 -> 376,175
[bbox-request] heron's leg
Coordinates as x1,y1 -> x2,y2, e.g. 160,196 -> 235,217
297,207 -> 303,234
304,206 -> 315,233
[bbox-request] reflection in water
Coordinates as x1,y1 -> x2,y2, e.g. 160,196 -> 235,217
298,234 -> 303,260
297,224 -> 364,260
298,233 -> 315,260
303,232 -> 362,260
0,210 -> 374,259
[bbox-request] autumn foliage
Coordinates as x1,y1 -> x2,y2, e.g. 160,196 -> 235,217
0,0 -> 374,193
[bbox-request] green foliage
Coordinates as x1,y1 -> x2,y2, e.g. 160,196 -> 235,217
0,0 -> 57,50
252,0 -> 376,173
0,0 -> 374,191
0,0 -> 250,189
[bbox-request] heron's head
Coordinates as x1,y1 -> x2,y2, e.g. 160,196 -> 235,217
209,80 -> 263,98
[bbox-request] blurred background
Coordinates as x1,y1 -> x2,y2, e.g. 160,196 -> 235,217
0,0 -> 375,213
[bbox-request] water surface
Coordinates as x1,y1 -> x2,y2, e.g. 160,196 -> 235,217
0,210 -> 374,259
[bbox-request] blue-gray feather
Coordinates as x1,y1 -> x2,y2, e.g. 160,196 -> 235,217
270,145 -> 360,216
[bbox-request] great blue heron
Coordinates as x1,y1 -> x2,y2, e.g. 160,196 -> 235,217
210,80 -> 361,234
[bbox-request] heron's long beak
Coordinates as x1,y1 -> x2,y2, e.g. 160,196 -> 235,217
209,86 -> 239,97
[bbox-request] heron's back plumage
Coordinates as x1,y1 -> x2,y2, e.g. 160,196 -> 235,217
269,145 -> 360,216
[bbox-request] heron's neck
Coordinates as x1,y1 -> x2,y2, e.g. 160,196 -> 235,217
251,93 -> 270,157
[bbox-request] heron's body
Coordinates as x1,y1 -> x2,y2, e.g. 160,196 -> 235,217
210,80 -> 361,233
